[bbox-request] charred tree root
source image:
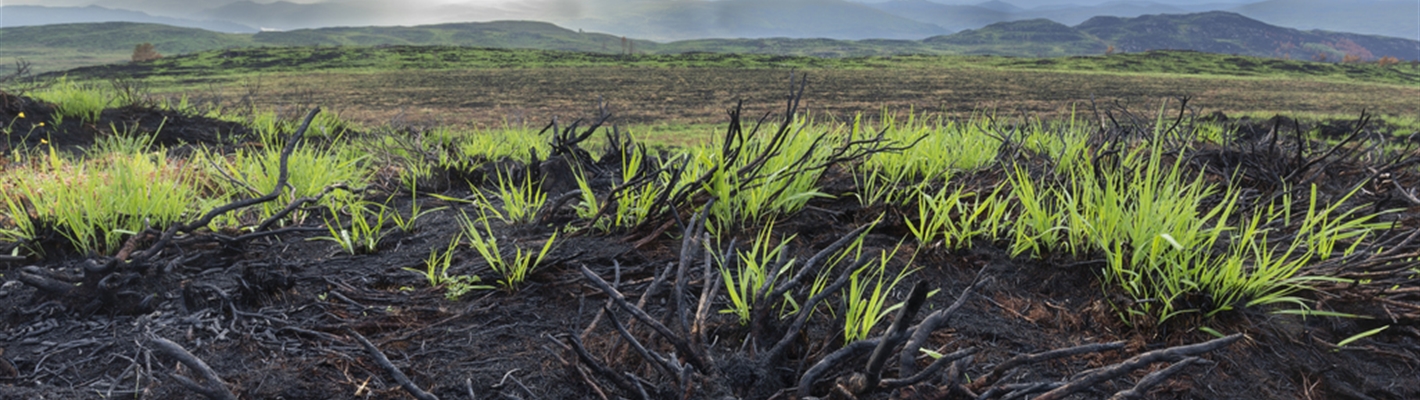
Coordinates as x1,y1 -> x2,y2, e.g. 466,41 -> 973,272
148,337 -> 238,400
345,327 -> 440,400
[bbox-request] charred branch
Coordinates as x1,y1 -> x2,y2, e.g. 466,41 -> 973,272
970,341 -> 1127,388
1107,357 -> 1206,400
148,337 -> 237,400
579,264 -> 709,373
344,327 -> 440,400
1033,334 -> 1241,400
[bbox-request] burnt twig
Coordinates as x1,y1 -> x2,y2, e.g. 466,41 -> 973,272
1107,357 -> 1206,400
344,327 -> 440,400
1034,334 -> 1241,400
970,341 -> 1127,388
148,337 -> 237,400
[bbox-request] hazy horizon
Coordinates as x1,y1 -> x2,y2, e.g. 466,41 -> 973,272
1,0 -> 1272,26
2,0 -> 1415,42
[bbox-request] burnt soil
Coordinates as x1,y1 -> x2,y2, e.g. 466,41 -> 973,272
1,93 -> 1419,400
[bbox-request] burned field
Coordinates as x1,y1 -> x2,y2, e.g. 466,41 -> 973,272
91,65 -> 1420,131
1,78 -> 1420,400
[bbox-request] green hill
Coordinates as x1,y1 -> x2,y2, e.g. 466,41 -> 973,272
926,19 -> 1106,56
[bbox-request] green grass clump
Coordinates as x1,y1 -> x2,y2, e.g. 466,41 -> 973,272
459,210 -> 558,291
720,222 -> 797,325
30,77 -> 110,124
688,116 -> 836,229
313,199 -> 391,255
405,233 -> 494,300
1001,129 -> 1384,325
204,137 -> 370,228
475,170 -> 547,225
6,139 -> 200,254
863,112 -> 1002,183
906,183 -> 1009,251
841,245 -> 914,343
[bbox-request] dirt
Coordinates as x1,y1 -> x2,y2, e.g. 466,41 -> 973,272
1,94 -> 1419,400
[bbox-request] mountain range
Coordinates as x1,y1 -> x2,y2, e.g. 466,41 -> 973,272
2,0 -> 1417,41
3,10 -> 1417,76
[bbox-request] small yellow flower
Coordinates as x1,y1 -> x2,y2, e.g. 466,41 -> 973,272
37,122 -> 45,127
15,112 -> 23,119
40,138 -> 48,144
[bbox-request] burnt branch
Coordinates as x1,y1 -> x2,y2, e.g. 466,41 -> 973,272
675,202 -> 710,336
763,256 -> 872,364
765,220 -> 877,306
344,327 -> 440,400
880,347 -> 978,390
865,281 -> 931,388
1034,334 -> 1241,400
1107,357 -> 1206,400
606,305 -> 684,381
148,337 -> 237,400
579,264 -> 709,373
564,333 -> 643,399
970,341 -> 1127,388
184,108 -> 320,233
898,275 -> 990,376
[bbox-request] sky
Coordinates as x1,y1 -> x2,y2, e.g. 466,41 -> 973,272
1,0 -> 1265,25
6,0 -> 1410,42
7,0 -> 1263,10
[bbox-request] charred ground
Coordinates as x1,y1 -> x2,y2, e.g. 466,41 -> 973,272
1,86 -> 1418,400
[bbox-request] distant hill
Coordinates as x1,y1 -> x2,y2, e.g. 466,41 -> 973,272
975,1 -> 1026,13
0,22 -> 254,74
868,1 -> 1008,32
870,1 -> 1194,32
197,0 -> 393,31
1012,2 -> 1189,26
926,19 -> 1106,55
0,5 -> 255,33
3,12 -> 1418,76
1079,11 -> 1420,62
248,21 -> 656,53
1,22 -> 252,54
561,0 -> 950,41
1232,0 -> 1419,42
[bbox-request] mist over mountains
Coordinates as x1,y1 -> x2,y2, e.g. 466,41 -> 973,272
2,0 -> 1416,41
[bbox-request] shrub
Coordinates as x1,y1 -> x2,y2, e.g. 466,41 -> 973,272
132,43 -> 162,63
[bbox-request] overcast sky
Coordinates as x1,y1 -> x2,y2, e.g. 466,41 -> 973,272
0,0 -> 1278,30
9,0 -> 1261,9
